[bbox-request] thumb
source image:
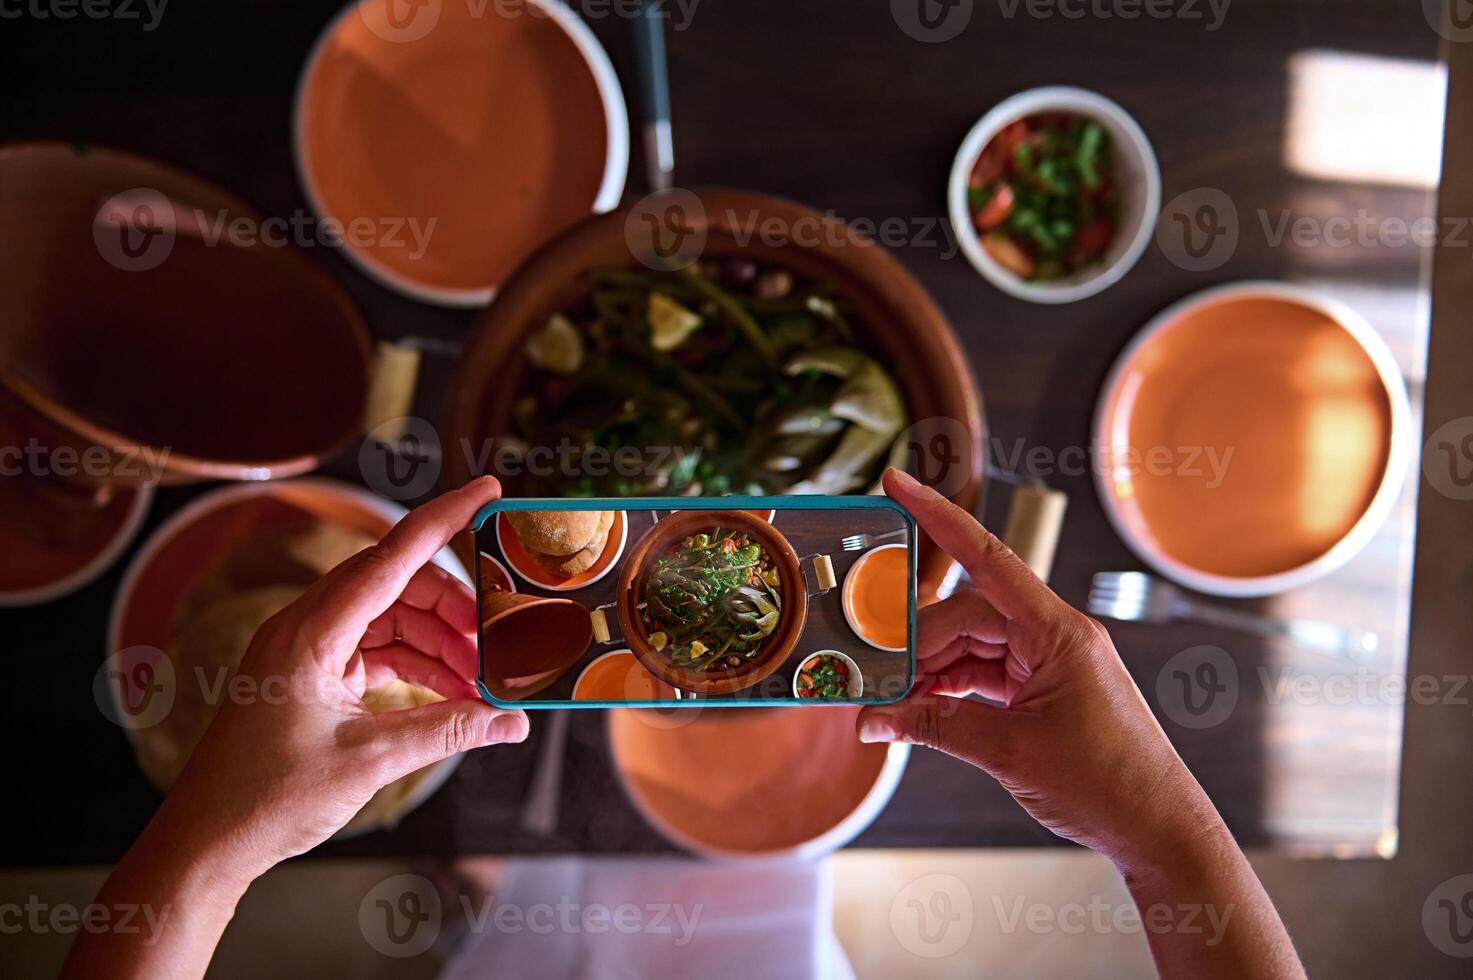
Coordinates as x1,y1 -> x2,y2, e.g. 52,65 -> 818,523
857,695 -> 1019,777
370,698 -> 529,782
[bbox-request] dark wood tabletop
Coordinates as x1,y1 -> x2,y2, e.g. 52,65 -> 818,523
1,0 -> 1446,863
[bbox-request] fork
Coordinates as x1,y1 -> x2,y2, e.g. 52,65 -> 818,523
519,710 -> 570,837
841,528 -> 908,552
1087,571 -> 1379,663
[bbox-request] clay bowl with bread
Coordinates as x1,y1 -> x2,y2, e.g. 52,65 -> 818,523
444,189 -> 984,601
495,508 -> 626,590
616,510 -> 804,697
108,479 -> 470,837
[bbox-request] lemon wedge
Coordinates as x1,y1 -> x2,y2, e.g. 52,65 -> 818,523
648,292 -> 703,351
525,314 -> 584,374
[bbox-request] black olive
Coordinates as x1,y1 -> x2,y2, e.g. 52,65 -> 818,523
724,255 -> 758,283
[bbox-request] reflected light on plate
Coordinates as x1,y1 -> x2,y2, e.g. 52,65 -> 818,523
1285,50 -> 1446,189
1293,330 -> 1391,542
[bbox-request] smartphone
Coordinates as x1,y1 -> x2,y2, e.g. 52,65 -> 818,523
470,496 -> 916,707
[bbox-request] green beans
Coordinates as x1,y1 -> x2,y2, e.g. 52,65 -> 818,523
642,529 -> 783,672
511,258 -> 908,497
676,265 -> 779,370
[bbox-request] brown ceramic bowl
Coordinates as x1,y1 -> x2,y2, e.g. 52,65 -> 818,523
616,510 -> 803,697
479,588 -> 594,701
0,142 -> 372,486
443,189 -> 984,600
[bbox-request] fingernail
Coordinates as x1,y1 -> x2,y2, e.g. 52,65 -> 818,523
887,468 -> 921,491
858,711 -> 900,743
491,713 -> 529,743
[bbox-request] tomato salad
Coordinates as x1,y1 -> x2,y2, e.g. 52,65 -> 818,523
795,652 -> 857,699
967,113 -> 1118,282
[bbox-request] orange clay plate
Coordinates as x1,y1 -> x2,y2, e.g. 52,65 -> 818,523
609,707 -> 908,858
841,543 -> 908,652
495,510 -> 627,591
572,649 -> 677,702
1094,282 -> 1410,597
294,0 -> 627,305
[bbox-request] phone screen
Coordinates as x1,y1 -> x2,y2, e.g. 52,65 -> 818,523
471,497 -> 915,706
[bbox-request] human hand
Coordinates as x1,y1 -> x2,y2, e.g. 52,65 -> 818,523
858,469 -> 1219,869
159,477 -> 527,884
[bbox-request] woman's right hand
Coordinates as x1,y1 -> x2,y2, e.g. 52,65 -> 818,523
858,469 -> 1222,870
861,470 -> 1305,978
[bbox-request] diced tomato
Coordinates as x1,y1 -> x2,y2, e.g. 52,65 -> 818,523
983,234 -> 1037,279
720,537 -> 738,553
972,184 -> 1014,233
969,148 -> 1004,187
1072,218 -> 1115,263
971,120 -> 1030,187
995,120 -> 1029,157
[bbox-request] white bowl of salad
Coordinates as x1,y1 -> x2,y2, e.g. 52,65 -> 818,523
793,650 -> 864,700
949,86 -> 1160,305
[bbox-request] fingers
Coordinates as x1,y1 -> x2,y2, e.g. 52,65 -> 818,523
295,477 -> 500,667
343,650 -> 367,698
395,561 -> 479,636
884,469 -> 1057,625
917,590 -> 1009,661
922,635 -> 977,674
921,658 -> 1009,701
363,645 -> 479,700
919,633 -> 1008,678
362,602 -> 478,681
857,694 -> 1019,780
368,699 -> 529,782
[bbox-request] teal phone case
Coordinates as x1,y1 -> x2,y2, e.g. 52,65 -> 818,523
470,495 -> 916,709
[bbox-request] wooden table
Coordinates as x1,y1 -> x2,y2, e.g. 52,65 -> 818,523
0,0 -> 1444,863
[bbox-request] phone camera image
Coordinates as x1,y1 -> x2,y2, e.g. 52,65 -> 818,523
474,501 -> 914,706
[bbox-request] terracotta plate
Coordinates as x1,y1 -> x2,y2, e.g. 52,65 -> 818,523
1094,282 -> 1412,596
610,707 -> 909,858
294,0 -> 628,304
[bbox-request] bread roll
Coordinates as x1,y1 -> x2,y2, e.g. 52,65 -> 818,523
534,539 -> 601,576
531,510 -> 614,577
506,510 -> 603,556
134,585 -> 303,791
